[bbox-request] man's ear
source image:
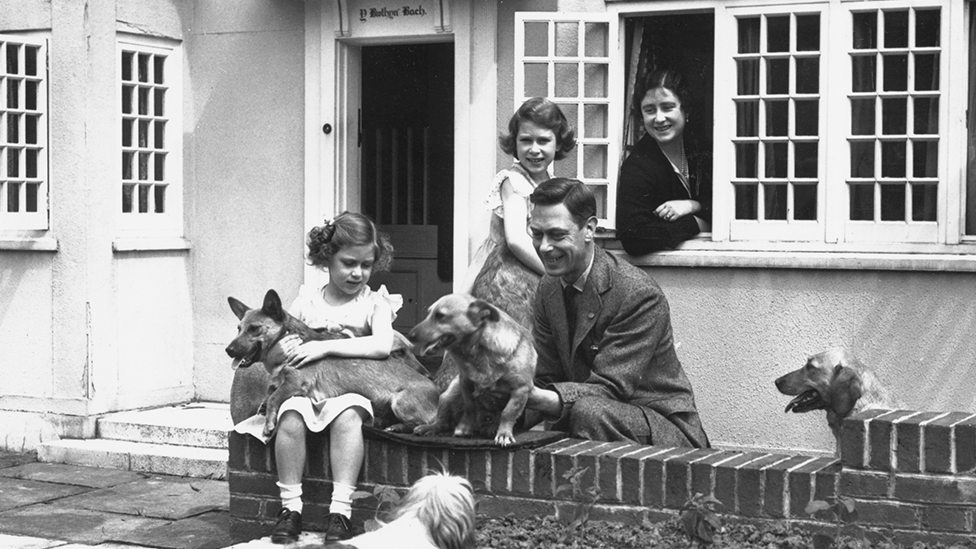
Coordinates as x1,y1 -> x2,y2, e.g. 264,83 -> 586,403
584,216 -> 598,242
467,299 -> 500,325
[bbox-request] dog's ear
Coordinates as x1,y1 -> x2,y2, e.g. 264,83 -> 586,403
827,364 -> 863,418
228,297 -> 250,320
261,289 -> 287,322
467,299 -> 500,325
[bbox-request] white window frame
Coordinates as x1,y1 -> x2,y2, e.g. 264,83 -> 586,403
598,0 -> 971,256
515,12 -> 621,228
116,34 -> 183,237
0,33 -> 49,231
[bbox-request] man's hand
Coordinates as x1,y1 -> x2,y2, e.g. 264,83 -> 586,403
526,386 -> 562,417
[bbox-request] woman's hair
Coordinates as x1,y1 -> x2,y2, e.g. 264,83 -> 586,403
498,97 -> 577,160
529,177 -> 597,227
632,68 -> 691,115
306,211 -> 394,272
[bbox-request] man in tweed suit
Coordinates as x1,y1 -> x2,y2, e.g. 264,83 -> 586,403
524,178 -> 708,447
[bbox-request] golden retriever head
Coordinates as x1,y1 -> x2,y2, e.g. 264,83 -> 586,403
775,347 -> 864,422
407,293 -> 501,357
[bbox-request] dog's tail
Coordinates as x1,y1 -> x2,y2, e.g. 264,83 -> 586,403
393,471 -> 476,549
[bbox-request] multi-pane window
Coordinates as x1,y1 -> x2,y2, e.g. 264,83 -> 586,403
118,36 -> 182,235
515,13 -> 619,224
0,34 -> 47,231
730,9 -> 825,241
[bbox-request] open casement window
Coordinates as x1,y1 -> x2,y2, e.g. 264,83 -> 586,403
117,35 -> 183,236
515,12 -> 621,228
0,34 -> 48,231
717,0 -> 961,248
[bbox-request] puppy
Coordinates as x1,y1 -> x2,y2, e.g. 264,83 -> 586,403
325,472 -> 476,549
776,347 -> 899,444
407,294 -> 536,447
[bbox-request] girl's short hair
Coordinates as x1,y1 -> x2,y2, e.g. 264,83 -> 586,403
498,97 -> 577,161
632,68 -> 691,115
307,211 -> 394,272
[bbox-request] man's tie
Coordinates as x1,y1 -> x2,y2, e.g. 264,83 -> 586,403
563,285 -> 579,342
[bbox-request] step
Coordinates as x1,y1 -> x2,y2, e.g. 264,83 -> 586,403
38,438 -> 228,479
97,402 -> 232,449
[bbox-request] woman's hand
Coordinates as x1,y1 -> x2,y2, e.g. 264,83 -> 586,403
654,199 -> 700,222
286,339 -> 330,368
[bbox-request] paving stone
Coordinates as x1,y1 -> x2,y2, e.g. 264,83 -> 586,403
0,451 -> 38,470
51,475 -> 228,520
0,533 -> 66,549
222,532 -> 325,548
113,510 -> 233,549
0,462 -> 146,488
0,505 -> 165,545
0,477 -> 89,512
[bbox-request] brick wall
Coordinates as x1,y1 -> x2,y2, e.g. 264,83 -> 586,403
228,410 -> 976,545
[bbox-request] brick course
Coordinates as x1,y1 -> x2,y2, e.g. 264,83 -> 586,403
227,409 -> 976,543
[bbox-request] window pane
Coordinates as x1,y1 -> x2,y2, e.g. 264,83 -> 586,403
737,59 -> 759,95
524,22 -> 549,56
154,185 -> 166,213
765,142 -> 787,178
590,185 -> 607,219
7,113 -> 20,143
584,23 -> 608,57
26,80 -> 37,110
139,119 -> 150,148
139,183 -> 150,212
6,43 -> 19,73
882,54 -> 907,92
122,119 -> 133,147
139,86 -> 150,115
915,10 -> 941,48
122,152 -> 134,180
25,114 -> 37,144
853,12 -> 878,49
851,56 -> 876,92
554,22 -> 578,57
25,45 -> 37,76
881,98 -> 906,135
583,63 -> 607,98
559,103 -> 578,133
554,63 -> 578,98
154,89 -> 165,116
154,120 -> 165,149
139,151 -> 150,180
138,53 -> 150,83
582,144 -> 607,179
914,53 -> 939,92
764,183 -> 788,219
122,85 -> 134,114
7,79 -> 19,109
7,182 -> 20,212
735,184 -> 758,219
850,141 -> 875,177
880,183 -> 906,221
767,16 -> 790,53
766,58 -> 789,94
736,143 -> 758,178
796,15 -> 820,52
851,98 -> 875,135
26,182 -> 38,212
912,183 -> 937,221
7,148 -> 19,177
154,152 -> 166,181
583,105 -> 607,139
849,183 -> 874,220
26,148 -> 37,178
765,100 -> 788,137
795,57 -> 819,94
794,142 -> 818,178
553,147 -> 577,178
794,184 -> 817,220
913,97 -> 939,134
738,17 -> 760,54
121,51 -> 133,81
122,184 -> 134,213
737,101 -> 759,137
913,141 -> 938,178
523,64 -> 548,97
884,11 -> 909,49
881,141 -> 906,178
795,100 -> 818,136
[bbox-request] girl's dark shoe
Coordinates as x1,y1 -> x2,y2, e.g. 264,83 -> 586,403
323,512 -> 355,542
271,508 -> 302,544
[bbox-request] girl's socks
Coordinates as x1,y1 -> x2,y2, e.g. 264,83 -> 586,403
329,482 -> 356,518
276,481 -> 303,514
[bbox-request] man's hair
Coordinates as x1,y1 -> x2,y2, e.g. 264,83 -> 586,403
529,178 -> 597,227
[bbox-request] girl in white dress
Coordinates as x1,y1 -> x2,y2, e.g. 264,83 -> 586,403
237,211 -> 399,544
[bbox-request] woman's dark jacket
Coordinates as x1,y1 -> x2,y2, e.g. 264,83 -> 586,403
615,134 -> 712,255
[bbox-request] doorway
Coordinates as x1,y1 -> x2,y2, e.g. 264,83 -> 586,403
359,42 -> 455,334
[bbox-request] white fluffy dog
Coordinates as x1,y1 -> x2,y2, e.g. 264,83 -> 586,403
325,472 -> 476,549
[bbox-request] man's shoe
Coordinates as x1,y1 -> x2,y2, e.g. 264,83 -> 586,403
270,508 -> 302,544
323,512 -> 355,542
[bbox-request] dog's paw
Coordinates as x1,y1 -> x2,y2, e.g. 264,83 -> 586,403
494,429 -> 516,447
384,423 -> 409,433
453,423 -> 474,438
413,423 -> 441,437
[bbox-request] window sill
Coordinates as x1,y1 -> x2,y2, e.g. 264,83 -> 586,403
112,237 -> 192,252
0,236 -> 58,252
595,233 -> 976,273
